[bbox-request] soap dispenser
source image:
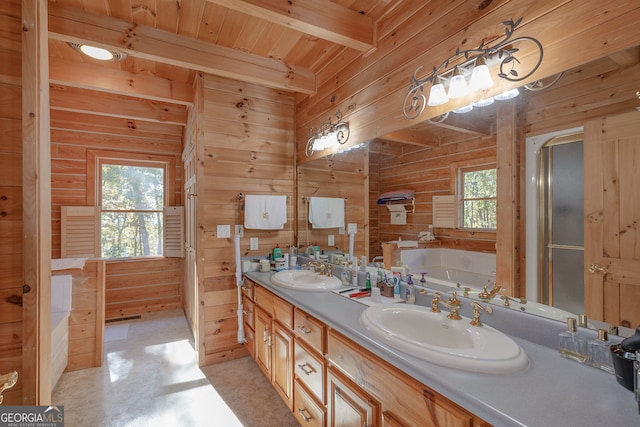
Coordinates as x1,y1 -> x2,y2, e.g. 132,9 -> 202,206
558,317 -> 587,363
587,329 -> 614,374
405,274 -> 415,304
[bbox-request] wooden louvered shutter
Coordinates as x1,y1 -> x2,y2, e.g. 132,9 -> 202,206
432,195 -> 458,228
163,206 -> 184,258
61,206 -> 100,258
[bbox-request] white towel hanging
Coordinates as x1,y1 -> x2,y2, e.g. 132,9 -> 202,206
244,195 -> 287,230
309,197 -> 345,229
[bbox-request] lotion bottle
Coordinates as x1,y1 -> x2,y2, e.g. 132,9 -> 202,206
558,318 -> 587,363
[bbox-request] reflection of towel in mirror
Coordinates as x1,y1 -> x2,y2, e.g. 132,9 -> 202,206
309,197 -> 345,229
244,195 -> 287,230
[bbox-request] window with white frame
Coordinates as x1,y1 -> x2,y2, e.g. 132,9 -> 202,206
100,160 -> 167,258
459,165 -> 497,229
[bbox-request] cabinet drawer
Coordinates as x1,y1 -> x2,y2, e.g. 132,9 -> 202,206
242,279 -> 256,300
295,340 -> 326,404
294,308 -> 326,354
242,295 -> 254,328
256,286 -> 293,330
294,379 -> 326,427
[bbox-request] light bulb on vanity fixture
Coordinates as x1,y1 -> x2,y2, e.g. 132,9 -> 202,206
305,110 -> 350,157
402,17 -> 544,120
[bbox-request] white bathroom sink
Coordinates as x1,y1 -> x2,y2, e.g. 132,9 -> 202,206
271,270 -> 343,291
360,304 -> 528,374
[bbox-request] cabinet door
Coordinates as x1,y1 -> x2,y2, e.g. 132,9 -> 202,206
272,320 -> 294,410
254,306 -> 272,379
422,388 -> 473,427
328,367 -> 379,427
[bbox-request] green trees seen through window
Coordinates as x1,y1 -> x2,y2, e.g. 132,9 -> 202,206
461,167 -> 497,229
101,164 -> 165,258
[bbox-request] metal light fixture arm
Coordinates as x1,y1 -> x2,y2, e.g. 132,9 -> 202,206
402,18 -> 544,120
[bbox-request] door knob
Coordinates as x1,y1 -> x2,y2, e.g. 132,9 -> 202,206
588,263 -> 609,274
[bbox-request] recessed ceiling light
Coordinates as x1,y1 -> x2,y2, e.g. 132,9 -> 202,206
68,42 -> 127,61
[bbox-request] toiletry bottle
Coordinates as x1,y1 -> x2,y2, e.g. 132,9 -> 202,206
558,317 -> 587,363
365,272 -> 371,290
351,257 -> 358,286
393,271 -> 401,300
405,274 -> 415,304
587,329 -> 614,374
273,244 -> 282,260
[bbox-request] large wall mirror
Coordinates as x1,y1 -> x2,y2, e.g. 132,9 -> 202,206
296,45 -> 640,335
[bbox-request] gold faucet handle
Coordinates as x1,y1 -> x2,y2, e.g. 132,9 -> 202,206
470,301 -> 493,327
430,292 -> 442,313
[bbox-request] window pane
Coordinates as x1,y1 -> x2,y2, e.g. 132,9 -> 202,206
462,200 -> 497,229
101,165 -> 164,210
463,169 -> 497,199
101,212 -> 163,258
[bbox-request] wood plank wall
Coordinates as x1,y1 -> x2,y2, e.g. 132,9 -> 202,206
297,149 -> 368,259
368,136 -> 498,260
0,0 -> 23,405
199,74 -> 295,364
49,90 -> 186,318
296,1 -> 640,161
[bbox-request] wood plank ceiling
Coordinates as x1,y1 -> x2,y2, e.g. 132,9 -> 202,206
48,0 -> 402,97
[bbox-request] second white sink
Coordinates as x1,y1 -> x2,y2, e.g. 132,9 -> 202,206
360,304 -> 529,374
271,269 -> 343,291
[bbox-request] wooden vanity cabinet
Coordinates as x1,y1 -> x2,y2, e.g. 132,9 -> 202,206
328,366 -> 380,427
328,329 -> 483,427
254,285 -> 294,410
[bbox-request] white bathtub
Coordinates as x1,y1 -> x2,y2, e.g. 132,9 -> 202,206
400,248 -> 583,324
51,274 -> 72,392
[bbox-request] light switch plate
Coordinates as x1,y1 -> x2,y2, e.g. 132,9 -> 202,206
217,224 -> 231,238
347,223 -> 357,234
250,237 -> 259,250
328,235 -> 335,246
234,225 -> 244,237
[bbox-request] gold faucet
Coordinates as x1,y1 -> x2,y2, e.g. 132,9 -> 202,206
438,291 -> 462,320
477,282 -> 503,301
469,301 -> 493,327
500,295 -> 527,307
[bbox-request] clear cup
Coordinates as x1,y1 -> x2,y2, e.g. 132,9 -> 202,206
371,287 -> 382,303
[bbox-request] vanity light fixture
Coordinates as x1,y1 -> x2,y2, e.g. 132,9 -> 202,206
69,42 -> 127,61
402,17 -> 543,119
305,110 -> 350,157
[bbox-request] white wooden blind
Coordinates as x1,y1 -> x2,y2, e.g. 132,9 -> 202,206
163,206 -> 185,258
432,195 -> 458,228
61,206 -> 100,258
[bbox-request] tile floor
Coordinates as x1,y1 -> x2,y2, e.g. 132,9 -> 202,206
52,309 -> 299,427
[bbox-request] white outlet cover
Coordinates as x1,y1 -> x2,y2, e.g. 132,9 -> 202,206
328,235 -> 335,246
250,237 -> 259,250
347,223 -> 357,234
217,224 -> 231,238
234,225 -> 244,237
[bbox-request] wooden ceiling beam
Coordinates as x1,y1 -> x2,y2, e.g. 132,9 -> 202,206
49,57 -> 194,105
47,3 -> 316,94
49,85 -> 189,125
380,129 -> 440,148
207,0 -> 374,52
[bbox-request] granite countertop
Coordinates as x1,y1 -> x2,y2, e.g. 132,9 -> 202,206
245,271 -> 638,427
